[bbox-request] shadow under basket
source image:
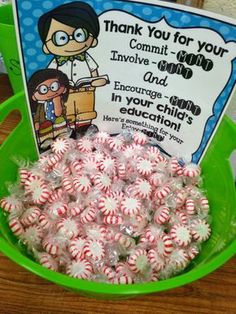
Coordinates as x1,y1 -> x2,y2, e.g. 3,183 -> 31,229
0,92 -> 236,299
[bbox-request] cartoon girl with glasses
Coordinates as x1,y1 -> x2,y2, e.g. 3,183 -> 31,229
28,68 -> 70,150
38,1 -> 108,133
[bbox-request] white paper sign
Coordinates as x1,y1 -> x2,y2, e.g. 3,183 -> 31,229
94,11 -> 236,162
13,0 -> 236,162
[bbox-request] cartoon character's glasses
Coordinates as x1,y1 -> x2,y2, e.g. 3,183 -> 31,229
35,81 -> 60,95
47,28 -> 90,47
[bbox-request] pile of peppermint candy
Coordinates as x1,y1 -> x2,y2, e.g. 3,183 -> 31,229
0,130 -> 211,284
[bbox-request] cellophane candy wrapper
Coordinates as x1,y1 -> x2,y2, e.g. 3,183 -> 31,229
0,129 -> 211,284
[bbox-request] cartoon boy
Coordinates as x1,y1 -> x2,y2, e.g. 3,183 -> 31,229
38,1 -> 108,132
28,68 -> 70,149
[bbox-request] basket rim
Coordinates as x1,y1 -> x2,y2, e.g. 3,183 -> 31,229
0,236 -> 235,295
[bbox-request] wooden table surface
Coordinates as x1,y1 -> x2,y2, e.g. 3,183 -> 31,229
0,74 -> 236,314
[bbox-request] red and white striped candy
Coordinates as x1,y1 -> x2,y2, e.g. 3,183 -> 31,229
66,258 -> 93,279
103,215 -> 123,225
92,151 -> 105,163
24,175 -> 50,204
52,162 -> 71,176
168,248 -> 189,269
0,196 -> 22,214
23,225 -> 43,246
117,162 -> 126,179
68,204 -> 83,217
99,265 -> 115,281
125,184 -> 136,197
120,197 -> 141,216
133,132 -> 148,145
185,185 -> 199,196
136,158 -> 153,176
154,206 -> 170,224
61,176 -> 74,194
105,226 -> 117,242
130,143 -> 144,156
77,137 -> 93,153
47,153 -> 62,167
145,146 -> 160,162
150,272 -> 159,282
38,213 -> 51,229
93,131 -> 110,144
57,218 -> 80,239
145,225 -> 163,244
153,184 -> 171,200
127,249 -> 149,273
20,206 -> 41,226
8,218 -> 24,236
99,156 -> 116,174
156,234 -> 174,256
185,198 -> 195,215
70,160 -> 82,174
199,197 -> 210,212
187,245 -> 200,260
94,173 -> 112,192
129,214 -> 148,236
48,201 -> 68,218
175,190 -> 187,207
115,262 -> 133,277
191,219 -> 211,242
169,211 -> 188,225
85,224 -> 107,241
112,191 -> 125,202
149,172 -> 166,187
83,239 -> 105,261
107,136 -> 124,151
111,176 -> 125,193
114,233 -> 135,249
80,207 -> 97,224
134,178 -> 152,199
31,186 -> 50,205
73,175 -> 91,193
39,252 -> 58,271
113,275 -> 133,285
82,156 -> 99,174
152,197 -> 165,207
176,165 -> 184,176
157,153 -> 168,163
19,168 -> 31,185
170,224 -> 192,247
98,194 -> 119,216
51,137 -> 70,155
147,249 -> 165,271
168,157 -> 179,174
123,145 -> 136,160
183,163 -> 201,178
69,237 -> 86,259
47,188 -> 63,204
62,164 -> 71,176
42,235 -> 62,256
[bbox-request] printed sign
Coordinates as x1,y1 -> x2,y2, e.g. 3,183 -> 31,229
13,0 -> 236,162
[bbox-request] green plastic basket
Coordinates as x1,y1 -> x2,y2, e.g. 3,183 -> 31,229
0,92 -> 236,299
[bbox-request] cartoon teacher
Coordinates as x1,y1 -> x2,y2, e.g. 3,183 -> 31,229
38,1 -> 109,133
